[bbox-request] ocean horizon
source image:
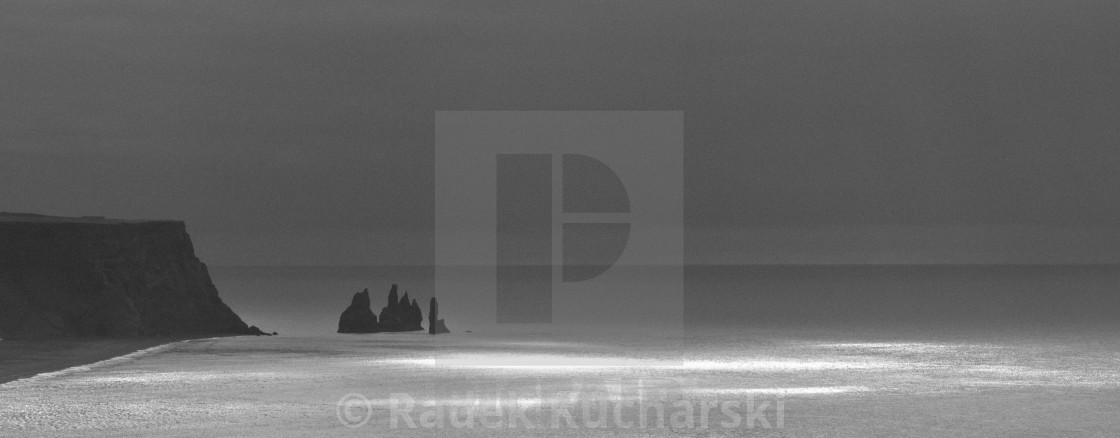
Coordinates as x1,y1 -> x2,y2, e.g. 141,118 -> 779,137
210,264 -> 1120,336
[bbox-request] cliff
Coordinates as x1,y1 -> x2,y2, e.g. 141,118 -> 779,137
0,213 -> 259,338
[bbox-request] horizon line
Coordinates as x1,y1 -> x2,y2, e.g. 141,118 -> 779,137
207,263 -> 1120,268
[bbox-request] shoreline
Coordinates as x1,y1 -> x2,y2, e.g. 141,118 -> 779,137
0,335 -> 224,385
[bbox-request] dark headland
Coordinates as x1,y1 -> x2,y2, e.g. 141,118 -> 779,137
0,213 -> 271,383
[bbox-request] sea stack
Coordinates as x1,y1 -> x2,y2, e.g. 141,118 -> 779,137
410,299 -> 423,328
428,297 -> 450,334
337,288 -> 379,333
376,284 -> 424,332
337,284 -> 430,333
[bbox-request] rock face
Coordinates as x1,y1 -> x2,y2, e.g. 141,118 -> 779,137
245,326 -> 273,336
338,284 -> 426,333
378,284 -> 424,332
337,289 -> 378,333
428,297 -> 450,334
0,213 -> 260,339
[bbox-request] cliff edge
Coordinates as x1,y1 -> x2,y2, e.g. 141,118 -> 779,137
0,213 -> 258,338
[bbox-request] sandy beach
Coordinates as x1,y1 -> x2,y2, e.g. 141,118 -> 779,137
0,337 -> 193,385
3,327 -> 1119,436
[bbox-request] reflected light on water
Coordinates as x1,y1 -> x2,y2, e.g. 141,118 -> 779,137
377,354 -> 912,371
694,386 -> 871,395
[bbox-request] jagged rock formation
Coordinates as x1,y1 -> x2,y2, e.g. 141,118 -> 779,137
376,285 -> 400,330
428,297 -> 450,334
378,284 -> 424,332
338,284 -> 426,333
0,213 -> 266,338
410,299 -> 423,329
337,288 -> 378,333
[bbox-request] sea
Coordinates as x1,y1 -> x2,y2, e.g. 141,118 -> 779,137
1,265 -> 1119,436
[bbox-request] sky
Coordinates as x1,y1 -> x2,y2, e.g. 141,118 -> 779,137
2,1 -> 1120,265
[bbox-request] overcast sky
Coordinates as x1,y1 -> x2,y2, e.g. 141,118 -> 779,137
2,1 -> 1119,265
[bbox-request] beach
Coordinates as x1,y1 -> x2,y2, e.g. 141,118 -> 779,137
0,337 -> 188,385
3,326 -> 1119,436
4,264 -> 1120,436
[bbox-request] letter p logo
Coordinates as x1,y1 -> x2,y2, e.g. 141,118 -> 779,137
436,112 -> 683,352
496,153 -> 632,323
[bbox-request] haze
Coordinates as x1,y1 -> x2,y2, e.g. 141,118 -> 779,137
3,1 -> 1119,265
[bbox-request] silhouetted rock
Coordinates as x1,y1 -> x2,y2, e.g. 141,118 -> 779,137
429,297 -> 450,334
74,294 -> 142,337
387,285 -> 399,310
336,284 -> 436,334
378,284 -> 423,332
246,325 -> 274,336
410,298 -> 423,328
0,214 -> 261,339
337,288 -> 379,333
378,284 -> 400,328
399,291 -> 410,310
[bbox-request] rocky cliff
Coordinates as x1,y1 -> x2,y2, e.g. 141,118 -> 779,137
0,213 -> 260,338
